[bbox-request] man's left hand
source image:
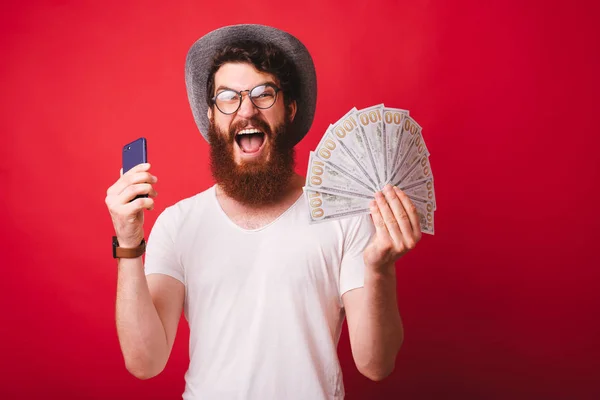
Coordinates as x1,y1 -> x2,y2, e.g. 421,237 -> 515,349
364,184 -> 422,272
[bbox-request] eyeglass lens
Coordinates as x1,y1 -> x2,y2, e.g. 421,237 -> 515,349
214,84 -> 278,114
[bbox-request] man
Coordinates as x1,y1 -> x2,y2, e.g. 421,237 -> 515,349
105,24 -> 422,399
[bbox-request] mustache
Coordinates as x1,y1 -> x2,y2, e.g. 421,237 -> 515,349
228,118 -> 272,140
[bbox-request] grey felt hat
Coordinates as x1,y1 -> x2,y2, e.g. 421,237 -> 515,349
185,24 -> 317,147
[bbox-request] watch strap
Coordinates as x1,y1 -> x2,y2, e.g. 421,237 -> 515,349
112,236 -> 146,259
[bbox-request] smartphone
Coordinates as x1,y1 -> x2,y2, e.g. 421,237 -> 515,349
122,137 -> 148,199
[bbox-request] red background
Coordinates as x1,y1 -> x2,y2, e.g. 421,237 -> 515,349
1,0 -> 599,399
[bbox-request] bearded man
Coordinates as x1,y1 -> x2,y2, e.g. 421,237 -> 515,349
105,24 -> 423,400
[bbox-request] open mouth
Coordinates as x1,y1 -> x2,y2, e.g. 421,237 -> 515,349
235,128 -> 266,154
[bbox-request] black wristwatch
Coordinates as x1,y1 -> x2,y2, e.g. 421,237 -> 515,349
112,236 -> 146,259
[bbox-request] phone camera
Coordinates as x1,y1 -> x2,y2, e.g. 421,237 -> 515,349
127,146 -> 131,150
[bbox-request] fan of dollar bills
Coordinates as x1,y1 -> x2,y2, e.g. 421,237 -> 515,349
303,104 -> 435,234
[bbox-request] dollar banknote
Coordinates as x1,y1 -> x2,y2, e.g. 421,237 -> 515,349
382,107 -> 410,183
393,118 -> 429,179
408,196 -> 435,235
387,115 -> 429,185
304,189 -> 372,223
356,104 -> 386,185
400,177 -> 436,210
305,188 -> 435,234
305,152 -> 374,199
305,104 -> 435,235
314,126 -> 377,191
329,108 -> 380,190
391,154 -> 433,188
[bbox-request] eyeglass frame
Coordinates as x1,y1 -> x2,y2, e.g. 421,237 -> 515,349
211,83 -> 282,115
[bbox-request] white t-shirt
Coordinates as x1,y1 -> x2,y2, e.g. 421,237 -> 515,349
144,185 -> 374,400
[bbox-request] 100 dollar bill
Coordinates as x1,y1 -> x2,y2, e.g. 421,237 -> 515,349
314,126 -> 377,191
408,196 -> 435,235
305,189 -> 371,223
382,107 -> 410,183
356,104 -> 386,186
304,188 -> 435,234
305,152 -> 374,199
305,104 -> 435,233
330,108 -> 380,189
390,154 -> 433,188
400,177 -> 436,210
390,117 -> 430,184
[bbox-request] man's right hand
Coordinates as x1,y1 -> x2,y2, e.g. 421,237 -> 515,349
105,163 -> 158,248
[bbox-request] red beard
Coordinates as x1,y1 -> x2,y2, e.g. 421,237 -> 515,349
208,115 -> 296,206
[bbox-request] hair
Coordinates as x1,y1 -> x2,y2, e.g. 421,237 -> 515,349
205,40 -> 299,109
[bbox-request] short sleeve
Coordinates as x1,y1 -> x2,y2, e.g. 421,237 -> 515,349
339,214 -> 375,296
144,206 -> 185,284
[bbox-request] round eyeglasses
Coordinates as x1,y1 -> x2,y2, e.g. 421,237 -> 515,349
212,83 -> 281,115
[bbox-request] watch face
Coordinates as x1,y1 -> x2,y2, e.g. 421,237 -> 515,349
112,236 -> 119,259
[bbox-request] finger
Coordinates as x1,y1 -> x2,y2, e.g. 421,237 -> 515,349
125,162 -> 151,176
120,172 -> 158,195
375,190 -> 404,248
394,186 -> 422,245
117,183 -> 155,204
383,184 -> 413,242
108,163 -> 151,195
136,186 -> 159,199
108,170 -> 157,197
369,199 -> 389,239
122,196 -> 155,214
148,187 -> 158,199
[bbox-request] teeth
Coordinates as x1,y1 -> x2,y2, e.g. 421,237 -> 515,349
237,129 -> 261,135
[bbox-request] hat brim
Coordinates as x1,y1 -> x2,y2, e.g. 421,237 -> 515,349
185,24 -> 317,147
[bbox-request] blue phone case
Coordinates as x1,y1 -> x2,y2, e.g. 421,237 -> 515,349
122,137 -> 148,199
123,137 -> 147,174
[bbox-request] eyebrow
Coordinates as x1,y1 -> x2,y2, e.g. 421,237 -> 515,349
215,81 -> 278,94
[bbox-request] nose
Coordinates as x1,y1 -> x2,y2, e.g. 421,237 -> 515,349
236,92 -> 259,119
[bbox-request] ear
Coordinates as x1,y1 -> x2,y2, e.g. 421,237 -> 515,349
207,107 -> 213,121
287,100 -> 297,123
